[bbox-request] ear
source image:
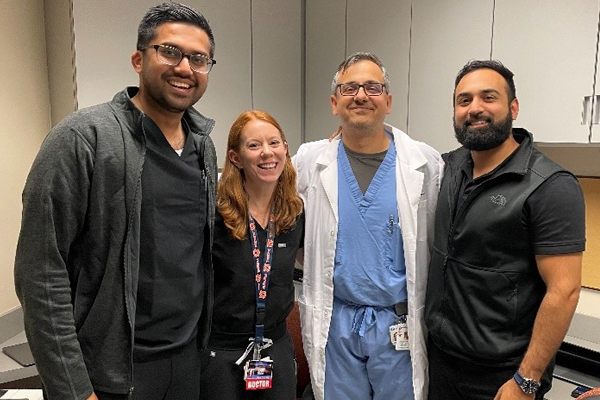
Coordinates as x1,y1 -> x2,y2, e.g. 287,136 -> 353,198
131,50 -> 143,74
330,94 -> 339,116
228,149 -> 242,169
386,93 -> 393,115
510,98 -> 520,120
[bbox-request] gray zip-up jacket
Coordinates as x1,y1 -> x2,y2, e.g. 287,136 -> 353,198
14,87 -> 217,400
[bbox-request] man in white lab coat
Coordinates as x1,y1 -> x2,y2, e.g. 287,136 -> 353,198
293,52 -> 443,400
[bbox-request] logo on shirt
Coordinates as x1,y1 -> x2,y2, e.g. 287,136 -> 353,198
490,194 -> 507,206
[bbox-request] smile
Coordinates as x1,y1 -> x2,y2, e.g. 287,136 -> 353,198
258,163 -> 277,170
466,117 -> 491,128
169,81 -> 191,89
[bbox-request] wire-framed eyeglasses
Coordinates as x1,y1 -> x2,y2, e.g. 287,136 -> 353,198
336,82 -> 386,96
144,44 -> 216,74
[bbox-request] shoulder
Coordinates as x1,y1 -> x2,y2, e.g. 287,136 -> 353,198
293,139 -> 332,167
44,102 -> 120,150
185,107 -> 216,136
533,171 -> 583,201
295,139 -> 331,156
388,124 -> 442,162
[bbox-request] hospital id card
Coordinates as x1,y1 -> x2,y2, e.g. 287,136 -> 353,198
244,359 -> 273,390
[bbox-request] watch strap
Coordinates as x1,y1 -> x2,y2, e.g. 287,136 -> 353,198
513,370 -> 541,394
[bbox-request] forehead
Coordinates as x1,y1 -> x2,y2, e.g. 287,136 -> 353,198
455,68 -> 508,98
338,60 -> 384,83
153,22 -> 210,53
241,119 -> 281,139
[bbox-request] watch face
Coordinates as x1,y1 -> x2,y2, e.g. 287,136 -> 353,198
522,379 -> 540,394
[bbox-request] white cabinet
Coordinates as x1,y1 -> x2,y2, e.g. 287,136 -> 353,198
304,0 -> 411,143
305,0 -> 347,143
493,0 -> 600,144
346,0 -> 412,133
408,0 -> 495,153
250,0 -> 303,153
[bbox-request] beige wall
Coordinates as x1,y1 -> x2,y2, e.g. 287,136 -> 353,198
1,1 -> 599,324
0,0 -> 52,314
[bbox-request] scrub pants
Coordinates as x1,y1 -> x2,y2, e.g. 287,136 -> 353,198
324,298 -> 414,400
200,331 -> 296,400
94,338 -> 201,400
427,336 -> 553,400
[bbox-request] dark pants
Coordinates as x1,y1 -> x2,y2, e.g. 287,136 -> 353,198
96,339 -> 201,400
200,331 -> 296,400
427,337 -> 552,400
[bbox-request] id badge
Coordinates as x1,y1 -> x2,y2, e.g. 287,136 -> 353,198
389,318 -> 409,351
244,358 -> 273,390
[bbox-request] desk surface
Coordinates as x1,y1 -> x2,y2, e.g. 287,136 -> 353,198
0,389 -> 43,400
0,332 -> 37,385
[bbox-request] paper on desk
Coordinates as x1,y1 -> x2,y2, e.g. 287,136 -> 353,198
0,389 -> 43,400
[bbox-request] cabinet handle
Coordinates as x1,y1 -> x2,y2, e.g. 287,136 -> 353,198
594,95 -> 600,125
582,96 -> 592,125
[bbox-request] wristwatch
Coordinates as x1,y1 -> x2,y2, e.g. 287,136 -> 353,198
513,371 -> 541,394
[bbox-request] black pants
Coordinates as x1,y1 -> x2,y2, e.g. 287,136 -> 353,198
200,331 -> 296,400
96,339 -> 201,400
427,337 -> 552,400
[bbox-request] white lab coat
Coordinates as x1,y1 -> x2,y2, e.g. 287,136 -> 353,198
292,124 -> 443,400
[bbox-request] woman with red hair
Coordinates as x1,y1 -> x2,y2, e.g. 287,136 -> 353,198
200,110 -> 304,399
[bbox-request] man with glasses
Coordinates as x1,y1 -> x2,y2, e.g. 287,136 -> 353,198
14,3 -> 217,400
293,52 -> 443,400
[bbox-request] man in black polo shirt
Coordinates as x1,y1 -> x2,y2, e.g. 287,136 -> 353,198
14,3 -> 218,399
425,60 -> 585,400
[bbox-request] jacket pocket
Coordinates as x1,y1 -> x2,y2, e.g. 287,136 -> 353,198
433,257 -> 522,363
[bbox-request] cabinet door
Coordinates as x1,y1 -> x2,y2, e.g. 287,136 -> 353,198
304,0 -> 411,143
305,0 -> 347,143
408,0 -> 495,153
253,0 -> 303,154
346,0 -> 412,132
493,0 -> 599,144
72,0 -> 253,160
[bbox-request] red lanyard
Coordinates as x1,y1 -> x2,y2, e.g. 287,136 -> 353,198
248,213 -> 275,345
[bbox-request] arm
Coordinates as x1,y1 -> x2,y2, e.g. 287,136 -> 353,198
494,252 -> 582,400
296,248 -> 304,266
14,122 -> 96,399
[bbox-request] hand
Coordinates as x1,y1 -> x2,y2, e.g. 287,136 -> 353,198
328,126 -> 342,142
494,379 -> 534,400
86,392 -> 100,400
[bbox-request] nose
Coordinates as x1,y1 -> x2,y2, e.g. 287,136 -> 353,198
353,86 -> 369,101
468,97 -> 485,116
174,55 -> 194,74
261,145 -> 273,157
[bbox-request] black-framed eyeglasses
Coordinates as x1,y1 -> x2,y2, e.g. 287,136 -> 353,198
144,44 -> 216,74
336,82 -> 386,96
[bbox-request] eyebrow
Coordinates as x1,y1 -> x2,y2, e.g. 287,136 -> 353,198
160,42 -> 209,57
455,88 -> 501,99
340,80 -> 382,85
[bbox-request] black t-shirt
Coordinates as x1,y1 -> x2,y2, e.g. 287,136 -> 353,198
209,210 -> 304,348
134,117 -> 207,361
458,150 -> 585,256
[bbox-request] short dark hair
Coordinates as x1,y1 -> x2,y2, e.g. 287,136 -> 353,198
454,60 -> 516,102
331,52 -> 391,94
136,2 -> 215,58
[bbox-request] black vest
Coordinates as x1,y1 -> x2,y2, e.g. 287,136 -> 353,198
425,130 -> 568,365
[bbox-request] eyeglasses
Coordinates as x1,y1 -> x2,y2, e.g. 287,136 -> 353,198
144,44 -> 216,74
336,83 -> 386,96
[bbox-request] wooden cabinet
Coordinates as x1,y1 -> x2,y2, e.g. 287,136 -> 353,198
407,0 -> 495,153
493,0 -> 600,144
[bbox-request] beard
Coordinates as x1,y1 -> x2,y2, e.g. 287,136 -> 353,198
454,111 -> 513,151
